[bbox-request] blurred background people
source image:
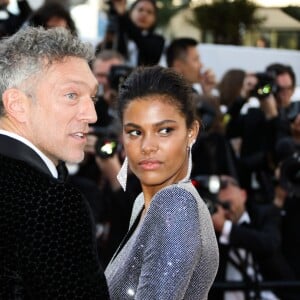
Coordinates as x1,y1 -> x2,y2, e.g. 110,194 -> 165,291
222,64 -> 298,204
72,49 -> 140,268
166,37 -> 239,181
26,1 -> 77,35
208,175 -> 297,300
98,0 -> 165,67
166,37 -> 216,97
0,0 -> 31,38
255,36 -> 270,48
273,118 -> 300,281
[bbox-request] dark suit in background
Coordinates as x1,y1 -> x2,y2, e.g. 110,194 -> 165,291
209,202 -> 297,300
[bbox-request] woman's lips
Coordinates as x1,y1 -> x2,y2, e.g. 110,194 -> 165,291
139,159 -> 162,170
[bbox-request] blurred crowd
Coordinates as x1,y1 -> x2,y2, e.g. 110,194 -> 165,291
1,0 -> 300,299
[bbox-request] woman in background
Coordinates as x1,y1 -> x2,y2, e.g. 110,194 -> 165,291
26,2 -> 77,36
98,0 -> 165,66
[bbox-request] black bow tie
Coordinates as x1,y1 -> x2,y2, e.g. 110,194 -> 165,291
56,161 -> 68,182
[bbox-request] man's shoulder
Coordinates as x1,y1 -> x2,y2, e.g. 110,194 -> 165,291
0,153 -> 81,200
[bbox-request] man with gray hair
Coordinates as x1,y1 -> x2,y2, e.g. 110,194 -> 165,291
0,26 -> 110,299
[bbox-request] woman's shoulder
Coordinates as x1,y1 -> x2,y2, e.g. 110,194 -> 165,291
158,181 -> 199,196
152,182 -> 201,210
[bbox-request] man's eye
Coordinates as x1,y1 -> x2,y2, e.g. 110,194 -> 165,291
65,93 -> 77,100
91,96 -> 98,103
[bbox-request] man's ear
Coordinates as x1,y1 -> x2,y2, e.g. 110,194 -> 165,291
2,88 -> 28,122
173,59 -> 184,73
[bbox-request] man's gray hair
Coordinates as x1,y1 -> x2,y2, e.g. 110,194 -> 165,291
0,26 -> 95,115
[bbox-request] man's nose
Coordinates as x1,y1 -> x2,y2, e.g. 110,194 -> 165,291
81,97 -> 98,124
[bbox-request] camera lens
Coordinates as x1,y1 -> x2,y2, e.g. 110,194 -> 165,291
95,137 -> 118,159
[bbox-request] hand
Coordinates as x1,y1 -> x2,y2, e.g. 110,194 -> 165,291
211,205 -> 226,233
290,113 -> 300,137
95,153 -> 122,191
84,132 -> 98,155
273,184 -> 287,208
199,68 -> 217,96
240,73 -> 257,99
259,93 -> 278,119
111,0 -> 127,15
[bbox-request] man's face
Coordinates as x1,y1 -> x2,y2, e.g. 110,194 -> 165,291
275,72 -> 295,108
175,46 -> 203,84
25,57 -> 98,165
218,180 -> 247,224
92,57 -> 123,94
0,0 -> 9,9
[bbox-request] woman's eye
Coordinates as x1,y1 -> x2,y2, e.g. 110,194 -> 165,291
65,92 -> 77,100
159,127 -> 173,135
128,130 -> 141,137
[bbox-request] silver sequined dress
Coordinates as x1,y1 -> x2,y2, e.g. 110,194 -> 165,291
105,181 -> 219,300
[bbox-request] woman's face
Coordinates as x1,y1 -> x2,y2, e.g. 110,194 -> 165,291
130,0 -> 156,31
122,96 -> 198,195
46,16 -> 68,29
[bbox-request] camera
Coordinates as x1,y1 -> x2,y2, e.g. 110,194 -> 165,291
91,126 -> 121,159
279,151 -> 300,198
108,65 -> 133,91
191,175 -> 231,214
196,99 -> 217,132
251,72 -> 277,100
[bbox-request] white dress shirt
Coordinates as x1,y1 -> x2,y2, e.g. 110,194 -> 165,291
0,129 -> 58,179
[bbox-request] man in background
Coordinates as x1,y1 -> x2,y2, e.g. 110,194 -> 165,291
209,175 -> 297,300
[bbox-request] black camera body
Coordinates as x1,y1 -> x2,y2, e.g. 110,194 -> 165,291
91,126 -> 120,159
251,72 -> 277,100
108,65 -> 133,91
192,175 -> 230,214
279,151 -> 300,198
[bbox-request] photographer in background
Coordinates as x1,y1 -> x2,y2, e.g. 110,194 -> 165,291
267,63 -> 300,141
0,0 -> 31,37
166,38 -> 239,180
208,175 -> 297,300
91,49 -> 125,132
273,116 -> 300,280
224,64 -> 298,204
72,49 -> 140,268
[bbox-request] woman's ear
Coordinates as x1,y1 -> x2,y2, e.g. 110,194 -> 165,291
2,88 -> 28,123
188,120 -> 200,146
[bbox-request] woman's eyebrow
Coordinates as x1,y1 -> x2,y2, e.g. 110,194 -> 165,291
124,120 -> 177,128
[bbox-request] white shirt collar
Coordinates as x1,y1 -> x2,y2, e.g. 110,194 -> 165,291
0,130 -> 58,178
238,211 -> 251,225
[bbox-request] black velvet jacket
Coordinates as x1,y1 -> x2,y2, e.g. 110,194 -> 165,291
0,134 -> 109,299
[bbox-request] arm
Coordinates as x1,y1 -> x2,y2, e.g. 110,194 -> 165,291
230,204 -> 282,256
135,187 -> 201,300
16,0 -> 32,24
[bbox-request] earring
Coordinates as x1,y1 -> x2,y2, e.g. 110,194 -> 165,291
181,140 -> 195,183
117,157 -> 128,191
187,143 -> 193,178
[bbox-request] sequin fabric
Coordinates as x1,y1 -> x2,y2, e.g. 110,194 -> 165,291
0,154 -> 109,299
105,181 -> 219,299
